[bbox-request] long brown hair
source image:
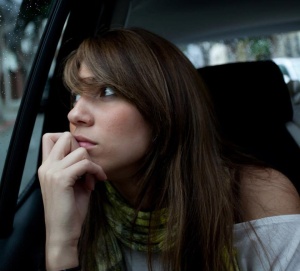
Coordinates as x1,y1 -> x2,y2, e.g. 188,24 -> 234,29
63,28 -> 238,271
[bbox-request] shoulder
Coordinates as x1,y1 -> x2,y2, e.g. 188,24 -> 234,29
239,167 -> 300,221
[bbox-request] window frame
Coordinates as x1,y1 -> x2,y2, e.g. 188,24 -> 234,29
0,0 -> 120,239
0,0 -> 72,238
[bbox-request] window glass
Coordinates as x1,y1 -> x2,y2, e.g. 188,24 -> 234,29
20,36 -> 64,195
0,0 -> 51,181
179,31 -> 300,68
179,30 -> 300,136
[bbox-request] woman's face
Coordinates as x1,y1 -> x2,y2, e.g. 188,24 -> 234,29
68,63 -> 152,181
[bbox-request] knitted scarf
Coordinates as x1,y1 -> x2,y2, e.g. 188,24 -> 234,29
95,181 -> 167,270
95,182 -> 238,271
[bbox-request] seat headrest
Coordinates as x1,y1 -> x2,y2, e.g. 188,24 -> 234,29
197,60 -> 293,133
197,61 -> 300,192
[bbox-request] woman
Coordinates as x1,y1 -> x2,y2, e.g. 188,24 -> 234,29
38,28 -> 300,271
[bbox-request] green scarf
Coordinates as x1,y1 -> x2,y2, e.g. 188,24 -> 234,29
95,181 -> 167,270
95,182 -> 239,271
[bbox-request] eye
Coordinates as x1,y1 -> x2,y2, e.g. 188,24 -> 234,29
71,94 -> 81,107
101,87 -> 116,97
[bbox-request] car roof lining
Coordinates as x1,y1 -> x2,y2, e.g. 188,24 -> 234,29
111,0 -> 300,44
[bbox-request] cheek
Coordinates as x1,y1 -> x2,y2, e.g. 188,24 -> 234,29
69,123 -> 75,132
121,108 -> 151,136
106,106 -> 152,150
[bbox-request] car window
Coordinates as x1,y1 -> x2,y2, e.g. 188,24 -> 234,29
278,64 -> 291,79
0,0 -> 51,187
179,30 -> 300,129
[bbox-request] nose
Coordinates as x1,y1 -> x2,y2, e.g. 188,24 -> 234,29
68,96 -> 94,127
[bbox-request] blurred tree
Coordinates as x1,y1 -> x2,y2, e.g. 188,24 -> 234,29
248,37 -> 272,60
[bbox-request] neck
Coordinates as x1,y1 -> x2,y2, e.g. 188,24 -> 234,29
110,178 -> 153,210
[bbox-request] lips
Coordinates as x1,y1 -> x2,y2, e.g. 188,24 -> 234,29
74,135 -> 97,148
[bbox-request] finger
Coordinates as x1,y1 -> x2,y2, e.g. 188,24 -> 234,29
46,132 -> 80,161
42,133 -> 64,162
63,159 -> 107,187
47,147 -> 91,171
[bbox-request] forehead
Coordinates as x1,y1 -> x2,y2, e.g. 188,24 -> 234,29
78,62 -> 94,79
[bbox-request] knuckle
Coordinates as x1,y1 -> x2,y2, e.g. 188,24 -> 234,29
38,163 -> 49,178
63,131 -> 72,139
42,133 -> 52,141
81,158 -> 91,167
38,167 -> 55,186
77,147 -> 88,158
51,171 -> 61,182
37,167 -> 45,181
44,169 -> 61,185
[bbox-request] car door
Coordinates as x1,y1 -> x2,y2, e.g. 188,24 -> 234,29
0,0 -> 114,270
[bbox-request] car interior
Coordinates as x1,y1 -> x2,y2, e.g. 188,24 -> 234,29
198,60 -> 300,192
0,0 -> 300,270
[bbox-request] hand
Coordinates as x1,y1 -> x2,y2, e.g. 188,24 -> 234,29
38,132 -> 106,270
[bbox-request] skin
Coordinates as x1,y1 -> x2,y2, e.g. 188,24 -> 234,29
38,63 -> 153,270
38,64 -> 300,270
68,64 -> 153,183
240,167 -> 300,221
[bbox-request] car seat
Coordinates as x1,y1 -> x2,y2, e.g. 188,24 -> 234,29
198,60 -> 300,192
